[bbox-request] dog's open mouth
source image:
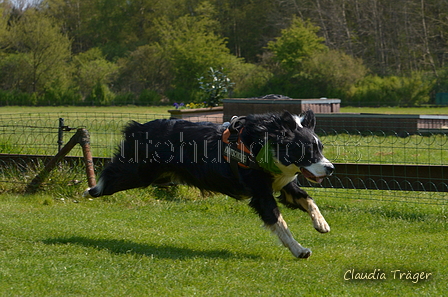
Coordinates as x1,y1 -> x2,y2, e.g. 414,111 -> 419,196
300,168 -> 325,184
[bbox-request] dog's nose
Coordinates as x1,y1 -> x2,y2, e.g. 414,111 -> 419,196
325,164 -> 335,176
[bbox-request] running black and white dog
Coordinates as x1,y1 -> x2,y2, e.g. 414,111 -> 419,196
83,110 -> 334,258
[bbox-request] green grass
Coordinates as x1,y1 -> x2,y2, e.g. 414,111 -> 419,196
321,133 -> 448,165
0,105 -> 171,115
0,188 -> 445,296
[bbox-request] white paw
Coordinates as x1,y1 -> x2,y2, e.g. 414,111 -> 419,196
308,204 -> 330,233
82,188 -> 92,198
313,216 -> 330,233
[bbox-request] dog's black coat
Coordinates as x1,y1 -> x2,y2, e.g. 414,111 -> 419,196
86,110 -> 333,257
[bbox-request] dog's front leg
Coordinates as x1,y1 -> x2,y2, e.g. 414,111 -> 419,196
266,209 -> 312,258
245,172 -> 311,258
279,182 -> 330,233
300,197 -> 330,233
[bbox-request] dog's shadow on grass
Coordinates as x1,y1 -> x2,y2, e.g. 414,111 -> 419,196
43,236 -> 260,260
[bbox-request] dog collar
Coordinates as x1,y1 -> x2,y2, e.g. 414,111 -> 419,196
255,141 -> 282,174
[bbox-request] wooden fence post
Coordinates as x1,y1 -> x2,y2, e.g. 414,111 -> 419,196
79,128 -> 96,188
26,128 -> 96,193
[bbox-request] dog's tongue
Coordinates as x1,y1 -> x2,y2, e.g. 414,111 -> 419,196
314,176 -> 324,183
301,168 -> 324,183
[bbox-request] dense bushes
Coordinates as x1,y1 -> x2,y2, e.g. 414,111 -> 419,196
346,74 -> 434,107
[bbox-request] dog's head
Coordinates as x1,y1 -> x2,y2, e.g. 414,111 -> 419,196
269,110 -> 334,183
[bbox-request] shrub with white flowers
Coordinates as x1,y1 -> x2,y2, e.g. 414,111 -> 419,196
198,67 -> 234,107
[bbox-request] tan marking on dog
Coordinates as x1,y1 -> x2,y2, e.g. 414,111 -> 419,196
298,197 -> 330,233
281,190 -> 296,206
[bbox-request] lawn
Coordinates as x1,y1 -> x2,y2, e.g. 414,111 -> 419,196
340,106 -> 448,115
0,105 -> 171,115
0,188 -> 445,296
322,133 -> 448,165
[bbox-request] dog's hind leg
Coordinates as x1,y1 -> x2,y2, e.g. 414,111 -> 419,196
278,182 -> 330,233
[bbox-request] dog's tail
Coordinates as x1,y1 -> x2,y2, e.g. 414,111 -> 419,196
82,158 -> 146,198
82,171 -> 111,198
83,183 -> 102,198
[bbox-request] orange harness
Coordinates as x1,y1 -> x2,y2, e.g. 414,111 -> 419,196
222,128 -> 252,169
221,117 -> 260,176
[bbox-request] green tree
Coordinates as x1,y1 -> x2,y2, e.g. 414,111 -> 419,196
44,0 -> 191,58
72,48 -> 118,99
0,5 -> 7,37
150,8 -> 242,102
267,17 -> 327,73
214,0 -> 297,62
227,62 -> 273,98
0,9 -> 71,94
116,44 -> 172,95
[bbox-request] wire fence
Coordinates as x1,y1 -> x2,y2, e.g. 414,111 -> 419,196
0,112 -> 446,205
0,112 -> 168,157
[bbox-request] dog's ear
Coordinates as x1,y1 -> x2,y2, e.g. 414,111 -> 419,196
281,110 -> 298,131
299,110 -> 316,130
